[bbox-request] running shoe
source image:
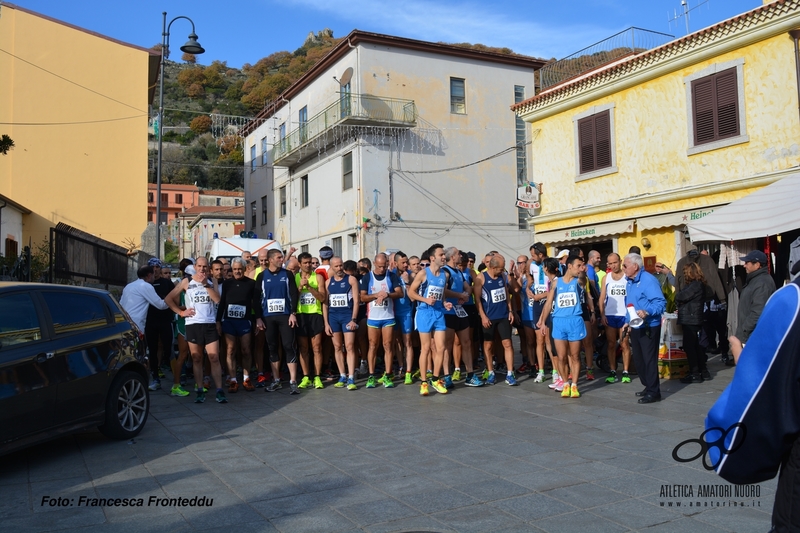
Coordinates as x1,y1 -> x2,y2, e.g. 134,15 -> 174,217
420,382 -> 429,396
426,370 -> 433,380
465,374 -> 484,387
148,379 -> 161,391
517,362 -> 529,374
383,374 -> 394,388
170,385 -> 190,397
194,389 -> 205,403
486,371 -> 496,385
298,376 -> 312,389
431,379 -> 448,394
242,378 -> 255,392
366,375 -> 377,388
157,367 -> 166,379
289,381 -> 300,395
180,373 -> 187,387
411,369 -> 421,380
505,372 -> 518,386
216,390 -> 228,403
404,372 -> 413,385
621,371 -> 632,384
551,370 -> 558,382
358,360 -> 368,376
606,370 -> 618,383
225,376 -> 232,387
256,374 -> 267,388
561,382 -> 572,397
377,374 -> 386,385
452,369 -> 462,382
313,376 -> 324,389
347,378 -> 357,390
533,371 -> 545,383
529,366 -> 538,378
481,368 -> 490,381
553,378 -> 566,392
570,384 -> 581,398
586,369 -> 595,381
334,376 -> 347,388
266,380 -> 282,392
548,376 -> 561,389
444,375 -> 454,389
228,380 -> 239,393
202,376 -> 211,393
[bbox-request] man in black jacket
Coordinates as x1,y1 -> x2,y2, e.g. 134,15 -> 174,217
736,251 -> 776,346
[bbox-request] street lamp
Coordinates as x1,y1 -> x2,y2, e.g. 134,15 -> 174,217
155,12 -> 204,260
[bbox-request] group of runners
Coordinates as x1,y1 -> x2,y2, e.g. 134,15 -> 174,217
133,242 -> 650,404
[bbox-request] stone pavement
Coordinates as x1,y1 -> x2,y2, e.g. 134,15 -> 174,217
0,351 -> 775,533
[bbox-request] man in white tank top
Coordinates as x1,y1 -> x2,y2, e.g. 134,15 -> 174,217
598,252 -> 632,384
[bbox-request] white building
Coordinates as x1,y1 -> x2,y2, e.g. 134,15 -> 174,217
243,31 -> 544,260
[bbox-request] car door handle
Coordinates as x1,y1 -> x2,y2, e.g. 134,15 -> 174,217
35,352 -> 54,363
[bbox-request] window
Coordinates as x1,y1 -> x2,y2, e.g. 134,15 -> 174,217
340,82 -> 351,119
332,237 -> 342,258
299,106 -> 308,142
147,192 -> 154,203
450,78 -> 466,114
251,201 -> 257,229
261,195 -> 268,225
235,198 -> 241,207
161,193 -> 168,205
342,152 -> 353,190
261,137 -> 268,165
572,103 -> 617,181
5,238 -> 18,259
41,292 -> 108,335
685,59 -> 747,155
300,175 -> 309,208
0,293 -> 42,347
147,211 -> 153,223
250,145 -> 256,172
159,212 -> 168,225
175,193 -> 183,204
279,123 -> 287,152
215,197 -> 221,206
280,186 -> 287,217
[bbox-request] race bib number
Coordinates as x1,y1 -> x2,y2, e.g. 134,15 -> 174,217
427,286 -> 443,301
299,292 -> 316,306
191,292 -> 210,305
267,299 -> 285,313
329,294 -> 348,308
372,297 -> 388,308
534,286 -> 548,295
609,286 -> 626,297
557,292 -> 577,308
455,305 -> 468,318
490,288 -> 506,303
227,304 -> 246,319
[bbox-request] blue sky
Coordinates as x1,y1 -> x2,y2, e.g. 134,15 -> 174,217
10,0 -> 762,67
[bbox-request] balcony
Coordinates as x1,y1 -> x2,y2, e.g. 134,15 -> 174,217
539,27 -> 674,90
272,93 -> 417,167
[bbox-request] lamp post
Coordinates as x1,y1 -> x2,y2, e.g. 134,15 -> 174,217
155,12 -> 204,260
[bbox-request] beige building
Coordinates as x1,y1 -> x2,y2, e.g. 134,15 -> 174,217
0,2 -> 159,248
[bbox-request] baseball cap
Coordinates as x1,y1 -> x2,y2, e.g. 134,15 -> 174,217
740,250 -> 767,265
147,257 -> 162,268
319,248 -> 334,260
185,265 -> 196,276
465,251 -> 476,260
556,250 -> 569,259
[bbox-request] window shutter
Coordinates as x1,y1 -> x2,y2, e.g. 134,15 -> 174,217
578,116 -> 595,174
594,110 -> 611,169
693,77 -> 716,145
715,69 -> 739,139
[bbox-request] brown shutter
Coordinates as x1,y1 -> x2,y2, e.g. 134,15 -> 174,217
693,77 -> 716,145
715,68 -> 739,139
594,110 -> 612,169
578,116 -> 595,174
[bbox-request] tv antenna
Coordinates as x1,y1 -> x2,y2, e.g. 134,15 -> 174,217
668,0 -> 711,35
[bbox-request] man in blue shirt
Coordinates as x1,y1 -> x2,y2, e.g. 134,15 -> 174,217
622,253 -> 666,404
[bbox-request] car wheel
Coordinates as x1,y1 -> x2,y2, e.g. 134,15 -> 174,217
99,370 -> 149,439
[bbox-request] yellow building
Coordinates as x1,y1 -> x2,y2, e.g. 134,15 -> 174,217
0,3 -> 158,249
514,0 -> 800,271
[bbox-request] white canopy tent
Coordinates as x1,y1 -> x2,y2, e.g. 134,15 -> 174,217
688,173 -> 800,242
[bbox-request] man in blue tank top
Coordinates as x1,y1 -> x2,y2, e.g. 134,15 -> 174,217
443,247 -> 483,388
392,251 -> 416,385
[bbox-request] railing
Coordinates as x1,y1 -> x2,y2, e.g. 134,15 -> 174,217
272,93 -> 416,162
539,27 -> 675,90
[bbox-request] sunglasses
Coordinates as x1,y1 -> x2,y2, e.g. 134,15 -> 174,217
517,261 -> 527,264
420,262 -> 430,267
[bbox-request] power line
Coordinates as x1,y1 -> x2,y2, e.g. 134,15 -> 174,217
0,115 -> 148,126
0,47 -> 147,113
391,139 -> 530,174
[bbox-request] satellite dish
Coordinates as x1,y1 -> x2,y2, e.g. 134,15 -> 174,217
339,67 -> 353,87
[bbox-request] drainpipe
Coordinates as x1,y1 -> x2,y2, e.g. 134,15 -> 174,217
790,30 -> 800,126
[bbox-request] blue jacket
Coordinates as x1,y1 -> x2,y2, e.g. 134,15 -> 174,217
625,269 -> 665,327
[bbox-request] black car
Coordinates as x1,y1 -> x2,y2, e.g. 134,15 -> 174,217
0,282 -> 150,455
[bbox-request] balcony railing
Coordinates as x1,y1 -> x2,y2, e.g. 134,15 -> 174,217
539,27 -> 675,90
272,93 -> 417,166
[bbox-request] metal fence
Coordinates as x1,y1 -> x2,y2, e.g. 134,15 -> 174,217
50,223 -> 131,286
540,27 -> 675,90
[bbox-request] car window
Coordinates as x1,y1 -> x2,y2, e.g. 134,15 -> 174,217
40,292 -> 109,335
0,293 -> 43,348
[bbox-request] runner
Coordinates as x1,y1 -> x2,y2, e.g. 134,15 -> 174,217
360,253 -> 403,388
323,256 -> 360,390
598,252 -> 632,384
145,259 -> 177,392
295,252 -> 328,390
392,251 -> 416,385
254,248 -> 301,394
526,243 -> 551,383
252,249 -> 271,385
216,257 -> 256,393
443,247 -> 482,387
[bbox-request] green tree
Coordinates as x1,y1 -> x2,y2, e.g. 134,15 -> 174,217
0,134 -> 14,155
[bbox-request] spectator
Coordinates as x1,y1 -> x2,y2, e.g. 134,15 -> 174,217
735,250 -> 777,350
675,262 -> 711,383
676,248 -> 726,304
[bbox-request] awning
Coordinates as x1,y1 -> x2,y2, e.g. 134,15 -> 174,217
637,205 -> 723,231
535,219 -> 634,245
688,173 -> 800,242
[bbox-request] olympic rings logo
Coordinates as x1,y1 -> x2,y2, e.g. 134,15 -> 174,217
671,423 -> 747,470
